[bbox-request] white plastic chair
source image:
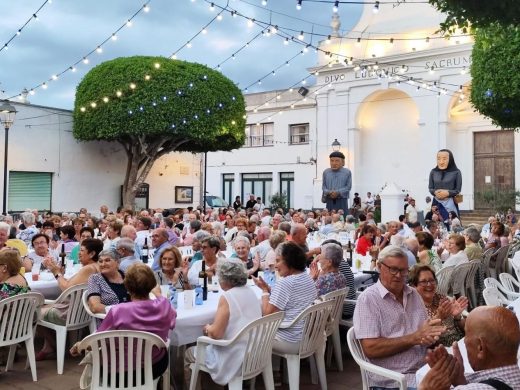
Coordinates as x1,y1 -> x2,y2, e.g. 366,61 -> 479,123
77,330 -> 169,390
499,273 -> 520,295
0,292 -> 44,381
38,283 -> 91,374
320,287 -> 349,371
484,277 -> 520,301
273,300 -> 333,390
483,286 -> 512,306
82,290 -> 107,334
189,311 -> 283,390
346,327 -> 407,390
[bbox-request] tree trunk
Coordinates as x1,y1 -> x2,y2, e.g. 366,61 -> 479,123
119,136 -> 188,210
122,148 -> 140,211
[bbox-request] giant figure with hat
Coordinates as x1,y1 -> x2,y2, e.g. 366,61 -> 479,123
322,151 -> 352,212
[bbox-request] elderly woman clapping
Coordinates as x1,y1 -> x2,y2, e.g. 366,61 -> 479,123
309,243 -> 347,296
184,259 -> 262,386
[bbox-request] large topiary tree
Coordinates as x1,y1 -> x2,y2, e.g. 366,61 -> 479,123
428,0 -> 520,34
74,56 -> 246,208
470,24 -> 520,130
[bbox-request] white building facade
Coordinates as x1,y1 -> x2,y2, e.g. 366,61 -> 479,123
0,102 -> 203,213
207,3 -> 518,211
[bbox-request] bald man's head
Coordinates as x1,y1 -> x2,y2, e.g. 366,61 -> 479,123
465,306 -> 520,371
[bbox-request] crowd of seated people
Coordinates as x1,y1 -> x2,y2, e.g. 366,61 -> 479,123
3,198 -> 520,388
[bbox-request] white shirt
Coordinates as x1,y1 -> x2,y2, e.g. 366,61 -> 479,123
443,250 -> 469,268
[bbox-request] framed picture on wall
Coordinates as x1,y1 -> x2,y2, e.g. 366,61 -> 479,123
175,186 -> 193,204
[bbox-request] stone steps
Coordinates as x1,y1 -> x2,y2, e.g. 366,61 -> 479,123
459,210 -> 493,228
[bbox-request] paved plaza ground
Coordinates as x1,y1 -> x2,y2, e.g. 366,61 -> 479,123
0,336 -> 364,389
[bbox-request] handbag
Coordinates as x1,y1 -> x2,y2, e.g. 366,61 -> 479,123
454,194 -> 463,204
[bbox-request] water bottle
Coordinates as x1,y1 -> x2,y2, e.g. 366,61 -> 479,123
195,285 -> 203,305
168,284 -> 178,309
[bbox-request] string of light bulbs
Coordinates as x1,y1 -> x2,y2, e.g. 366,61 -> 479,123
79,0 -> 467,125
0,0 -> 52,54
169,4 -> 229,59
5,1 -> 153,100
204,0 -> 470,93
203,0 -> 471,52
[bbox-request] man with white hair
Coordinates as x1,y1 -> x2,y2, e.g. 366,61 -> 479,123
0,222 -> 11,249
354,246 -> 445,389
121,224 -> 142,259
260,209 -> 271,227
16,211 -> 39,247
390,234 -> 417,268
116,237 -> 141,272
253,226 -> 271,269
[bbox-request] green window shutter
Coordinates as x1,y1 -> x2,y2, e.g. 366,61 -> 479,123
8,171 -> 52,212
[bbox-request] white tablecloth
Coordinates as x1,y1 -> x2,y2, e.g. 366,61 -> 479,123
26,265 -> 81,300
26,271 -> 61,299
169,285 -> 262,346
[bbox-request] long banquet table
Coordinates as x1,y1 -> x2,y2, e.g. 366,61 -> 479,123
26,271 -> 62,299
170,285 -> 262,346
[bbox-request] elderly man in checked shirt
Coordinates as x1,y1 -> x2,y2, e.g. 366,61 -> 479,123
353,246 -> 446,389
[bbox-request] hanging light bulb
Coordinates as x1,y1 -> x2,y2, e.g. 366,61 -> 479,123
333,1 -> 339,13
298,31 -> 304,40
296,0 -> 302,10
326,35 -> 331,44
143,4 -> 150,12
373,1 -> 380,13
262,0 -> 267,5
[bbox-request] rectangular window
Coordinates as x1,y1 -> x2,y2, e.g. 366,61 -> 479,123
244,122 -> 274,147
289,123 -> 309,145
8,171 -> 52,212
280,172 -> 295,209
222,174 -> 234,205
241,173 -> 273,206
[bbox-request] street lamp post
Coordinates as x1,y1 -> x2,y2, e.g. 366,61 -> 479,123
331,138 -> 341,151
0,101 -> 17,215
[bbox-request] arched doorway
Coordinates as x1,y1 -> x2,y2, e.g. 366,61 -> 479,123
355,88 -> 422,198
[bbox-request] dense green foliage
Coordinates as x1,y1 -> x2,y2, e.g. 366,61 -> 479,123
73,56 -> 246,152
428,0 -> 520,33
470,24 -> 520,129
73,56 -> 246,208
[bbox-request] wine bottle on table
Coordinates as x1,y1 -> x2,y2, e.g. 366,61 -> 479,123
198,260 -> 208,301
142,238 -> 149,264
59,243 -> 67,271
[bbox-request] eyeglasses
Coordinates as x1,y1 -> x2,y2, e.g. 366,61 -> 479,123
379,262 -> 409,276
417,279 -> 436,286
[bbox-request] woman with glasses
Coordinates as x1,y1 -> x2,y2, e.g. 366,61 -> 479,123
0,249 -> 29,300
86,249 -> 130,316
409,264 -> 467,346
